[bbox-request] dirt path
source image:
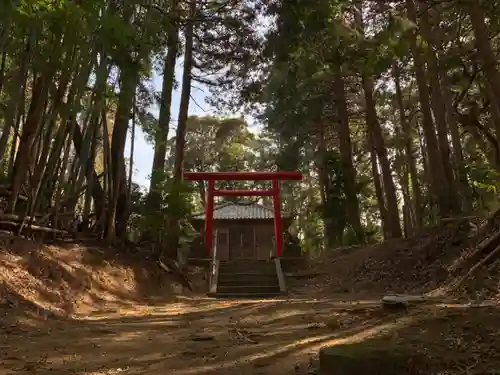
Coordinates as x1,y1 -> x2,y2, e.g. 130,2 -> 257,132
0,297 -> 396,375
2,296 -> 500,375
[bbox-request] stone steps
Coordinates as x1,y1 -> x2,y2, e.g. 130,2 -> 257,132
217,284 -> 281,294
207,292 -> 283,299
217,276 -> 279,285
211,259 -> 285,299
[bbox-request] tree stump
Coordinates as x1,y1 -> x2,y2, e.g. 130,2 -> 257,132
319,341 -> 426,375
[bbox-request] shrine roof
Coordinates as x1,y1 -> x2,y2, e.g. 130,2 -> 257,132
191,201 -> 290,220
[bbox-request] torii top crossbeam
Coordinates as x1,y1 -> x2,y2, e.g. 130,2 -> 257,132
184,171 -> 302,258
184,171 -> 302,181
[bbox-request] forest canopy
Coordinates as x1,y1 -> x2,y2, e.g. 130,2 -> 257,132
0,0 -> 499,256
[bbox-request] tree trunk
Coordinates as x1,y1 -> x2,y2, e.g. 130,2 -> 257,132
317,121 -> 330,248
332,73 -> 366,243
7,76 -> 49,212
362,76 -> 402,238
394,123 -> 414,237
148,1 -> 180,208
368,130 -> 390,239
406,0 -> 451,216
393,62 -> 423,230
418,8 -> 460,213
441,72 -> 473,211
352,0 -> 400,238
166,0 -> 197,255
0,36 -> 31,164
463,0 -> 500,144
72,121 -> 105,210
106,65 -> 139,240
173,0 -> 196,181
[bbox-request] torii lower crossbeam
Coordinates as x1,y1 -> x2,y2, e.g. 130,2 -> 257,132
184,171 -> 302,258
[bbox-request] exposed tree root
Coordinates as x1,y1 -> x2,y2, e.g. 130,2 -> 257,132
158,259 -> 193,291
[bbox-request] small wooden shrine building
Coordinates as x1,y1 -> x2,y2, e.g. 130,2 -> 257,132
190,201 -> 292,260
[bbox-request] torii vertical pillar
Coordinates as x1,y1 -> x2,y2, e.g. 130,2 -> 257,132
272,179 -> 283,259
184,171 -> 302,258
205,180 -> 215,259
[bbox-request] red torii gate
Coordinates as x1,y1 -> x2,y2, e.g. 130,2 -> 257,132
184,171 -> 302,258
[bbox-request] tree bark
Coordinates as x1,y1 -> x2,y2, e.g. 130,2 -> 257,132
147,0 -> 180,207
362,76 -> 402,238
418,8 -> 460,213
406,0 -> 451,217
7,76 -> 49,212
106,65 -> 139,240
463,0 -> 500,145
332,73 -> 366,243
167,0 -> 197,256
393,62 -> 423,230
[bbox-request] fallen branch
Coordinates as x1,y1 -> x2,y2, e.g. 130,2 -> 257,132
440,216 -> 479,223
460,230 -> 500,269
476,230 -> 500,252
0,213 -> 40,223
158,260 -> 171,273
0,186 -> 28,201
449,243 -> 500,292
231,328 -> 257,344
0,220 -> 67,235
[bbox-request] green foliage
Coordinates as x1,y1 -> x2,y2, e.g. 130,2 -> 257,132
468,164 -> 500,209
320,151 -> 347,226
167,115 -> 268,205
132,175 -> 195,254
163,179 -> 194,220
16,0 -> 65,16
5,0 -> 500,258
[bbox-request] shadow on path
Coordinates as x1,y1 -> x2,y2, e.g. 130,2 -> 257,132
0,298 -> 400,375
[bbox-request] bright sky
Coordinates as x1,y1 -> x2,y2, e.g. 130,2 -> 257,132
124,13 -> 272,189
125,62 -> 214,188
125,59 -> 261,189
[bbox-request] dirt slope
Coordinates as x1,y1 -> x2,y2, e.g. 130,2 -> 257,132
290,219 -> 500,301
0,234 -> 207,319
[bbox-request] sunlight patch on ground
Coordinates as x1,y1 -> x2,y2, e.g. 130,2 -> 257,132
253,323 -> 324,334
170,317 -> 414,375
435,302 -> 498,308
267,309 -> 306,320
84,368 -> 132,374
298,316 -> 415,355
77,298 -> 386,323
169,333 -> 337,375
77,300 -> 296,322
